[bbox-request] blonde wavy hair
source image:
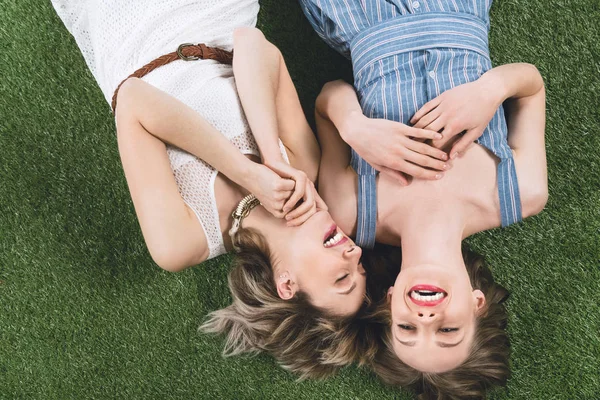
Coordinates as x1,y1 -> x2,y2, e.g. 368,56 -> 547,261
201,228 -> 400,379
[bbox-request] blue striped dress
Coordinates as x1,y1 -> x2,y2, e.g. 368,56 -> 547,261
299,0 -> 522,248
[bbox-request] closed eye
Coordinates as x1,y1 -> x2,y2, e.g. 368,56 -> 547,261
439,328 -> 459,333
398,324 -> 415,331
335,274 -> 349,284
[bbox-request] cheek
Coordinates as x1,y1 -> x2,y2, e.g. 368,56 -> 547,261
391,293 -> 409,318
447,297 -> 477,320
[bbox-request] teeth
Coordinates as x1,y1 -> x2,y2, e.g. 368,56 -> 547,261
324,232 -> 343,248
410,291 -> 445,302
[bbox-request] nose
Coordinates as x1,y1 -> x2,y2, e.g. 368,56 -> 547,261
344,246 -> 365,271
344,245 -> 361,259
417,311 -> 437,321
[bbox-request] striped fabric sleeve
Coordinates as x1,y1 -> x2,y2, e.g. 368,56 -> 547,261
298,1 -> 328,42
498,157 -> 523,227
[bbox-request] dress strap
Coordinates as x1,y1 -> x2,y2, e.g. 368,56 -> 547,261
351,149 -> 377,249
497,157 -> 523,227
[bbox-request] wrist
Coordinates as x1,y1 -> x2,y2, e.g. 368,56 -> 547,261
256,141 -> 283,165
236,158 -> 260,192
262,154 -> 285,169
479,69 -> 509,107
338,109 -> 364,145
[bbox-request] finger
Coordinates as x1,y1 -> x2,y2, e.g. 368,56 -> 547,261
279,178 -> 295,192
449,129 -> 483,159
406,126 -> 443,140
437,124 -> 462,142
423,117 -> 446,133
285,198 -> 313,221
285,181 -> 315,220
414,110 -> 441,130
411,97 -> 441,124
277,190 -> 293,201
405,139 -> 449,160
377,165 -> 410,186
286,204 -> 317,227
397,160 -> 445,181
404,150 -> 448,171
282,175 -> 307,212
267,207 -> 286,219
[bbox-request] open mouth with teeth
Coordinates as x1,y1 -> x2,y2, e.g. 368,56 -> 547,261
408,285 -> 448,307
323,224 -> 348,248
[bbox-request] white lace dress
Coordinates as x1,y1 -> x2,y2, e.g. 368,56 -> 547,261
52,0 -> 288,260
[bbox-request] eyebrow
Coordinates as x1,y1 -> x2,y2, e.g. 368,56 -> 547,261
393,333 -> 464,348
340,282 -> 356,295
393,330 -> 416,346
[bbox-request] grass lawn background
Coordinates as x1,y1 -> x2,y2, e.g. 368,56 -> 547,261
1,0 -> 598,398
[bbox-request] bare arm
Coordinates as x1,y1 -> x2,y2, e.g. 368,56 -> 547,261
115,78 -> 298,218
315,81 -> 355,172
232,27 -> 320,180
232,27 -> 326,224
491,64 -> 548,217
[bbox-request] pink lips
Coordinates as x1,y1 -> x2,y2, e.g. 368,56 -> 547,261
322,224 -> 349,248
408,285 -> 448,307
323,224 -> 337,242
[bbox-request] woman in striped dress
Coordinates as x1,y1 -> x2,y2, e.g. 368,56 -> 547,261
299,0 -> 547,397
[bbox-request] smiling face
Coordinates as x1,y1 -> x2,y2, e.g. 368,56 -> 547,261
389,262 -> 486,373
272,210 -> 367,316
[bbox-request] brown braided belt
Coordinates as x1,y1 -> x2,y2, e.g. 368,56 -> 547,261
111,43 -> 233,113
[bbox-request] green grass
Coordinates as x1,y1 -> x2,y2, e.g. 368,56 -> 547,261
1,0 -> 599,398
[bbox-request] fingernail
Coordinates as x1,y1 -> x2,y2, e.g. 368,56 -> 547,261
442,164 -> 448,170
435,133 -> 443,139
442,153 -> 448,160
451,152 -> 458,159
436,173 -> 444,179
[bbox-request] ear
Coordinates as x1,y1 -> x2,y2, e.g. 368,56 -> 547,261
473,289 -> 487,316
276,273 -> 296,300
387,286 -> 394,303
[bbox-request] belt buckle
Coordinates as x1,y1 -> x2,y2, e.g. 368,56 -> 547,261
177,43 -> 200,61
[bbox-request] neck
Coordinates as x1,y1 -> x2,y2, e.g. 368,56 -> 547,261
243,205 -> 279,235
394,205 -> 466,270
240,205 -> 287,270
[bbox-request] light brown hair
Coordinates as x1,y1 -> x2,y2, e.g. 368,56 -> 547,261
200,229 -> 400,379
367,248 -> 510,399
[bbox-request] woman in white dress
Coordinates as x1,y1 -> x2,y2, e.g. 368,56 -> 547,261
50,0 -> 405,377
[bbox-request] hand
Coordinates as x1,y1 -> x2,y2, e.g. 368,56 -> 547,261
341,112 -> 450,185
265,160 -> 328,227
247,163 -> 296,219
410,80 -> 502,159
